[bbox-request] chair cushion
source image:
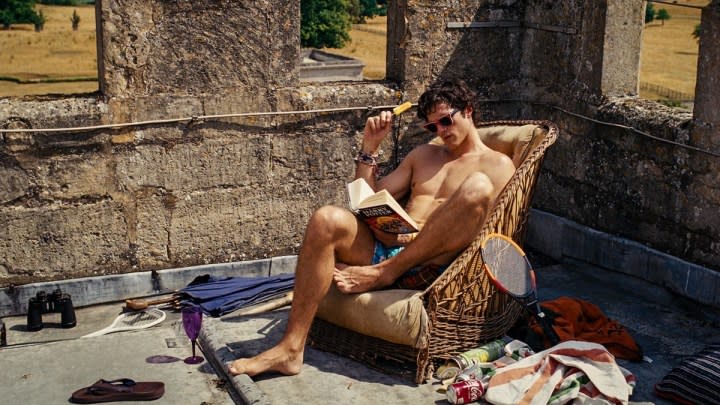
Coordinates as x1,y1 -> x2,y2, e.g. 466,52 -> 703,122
316,285 -> 429,348
430,124 -> 542,168
654,343 -> 720,405
477,124 -> 543,168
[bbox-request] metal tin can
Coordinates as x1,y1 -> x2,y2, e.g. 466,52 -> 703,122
436,363 -> 462,381
455,363 -> 486,382
446,379 -> 485,404
450,337 -> 509,369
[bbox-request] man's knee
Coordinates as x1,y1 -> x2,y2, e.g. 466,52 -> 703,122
307,205 -> 354,239
457,173 -> 495,212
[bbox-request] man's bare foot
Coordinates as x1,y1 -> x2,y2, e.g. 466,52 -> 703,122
227,344 -> 303,377
333,263 -> 389,293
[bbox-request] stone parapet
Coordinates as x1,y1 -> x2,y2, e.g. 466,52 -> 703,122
532,96 -> 719,269
1,0 -> 718,287
0,84 -> 398,286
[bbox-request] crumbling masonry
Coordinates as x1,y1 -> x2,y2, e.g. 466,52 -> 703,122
1,1 -> 718,300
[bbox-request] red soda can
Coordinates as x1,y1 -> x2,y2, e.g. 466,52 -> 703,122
446,379 -> 484,404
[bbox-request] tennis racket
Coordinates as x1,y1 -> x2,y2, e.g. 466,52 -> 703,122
82,308 -> 167,338
480,233 -> 560,346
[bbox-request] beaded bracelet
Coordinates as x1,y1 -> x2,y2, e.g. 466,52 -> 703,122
354,150 -> 379,166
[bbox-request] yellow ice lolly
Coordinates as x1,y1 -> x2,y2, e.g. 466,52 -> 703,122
392,101 -> 413,116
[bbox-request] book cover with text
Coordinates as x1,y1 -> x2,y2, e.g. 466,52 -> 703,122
347,178 -> 419,234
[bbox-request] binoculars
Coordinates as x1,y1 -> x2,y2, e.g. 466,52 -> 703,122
26,289 -> 77,331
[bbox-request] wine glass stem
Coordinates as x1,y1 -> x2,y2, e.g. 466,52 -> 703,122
191,339 -> 196,358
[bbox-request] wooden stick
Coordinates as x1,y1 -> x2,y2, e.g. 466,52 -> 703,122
125,295 -> 177,311
125,291 -> 293,314
232,292 -> 293,316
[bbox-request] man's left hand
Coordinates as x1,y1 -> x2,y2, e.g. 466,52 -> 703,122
372,228 -> 417,247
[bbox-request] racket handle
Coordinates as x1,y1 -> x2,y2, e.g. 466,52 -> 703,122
125,295 -> 176,311
535,305 -> 561,346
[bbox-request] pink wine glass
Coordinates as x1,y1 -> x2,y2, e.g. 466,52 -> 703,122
181,306 -> 205,364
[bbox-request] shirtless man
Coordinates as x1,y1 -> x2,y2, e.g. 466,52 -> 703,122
228,80 -> 515,378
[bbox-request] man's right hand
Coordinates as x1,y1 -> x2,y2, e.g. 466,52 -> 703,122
362,110 -> 394,153
370,227 -> 398,247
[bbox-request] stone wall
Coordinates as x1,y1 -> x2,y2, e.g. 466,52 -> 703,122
505,0 -> 720,270
0,85 -> 399,286
1,0 -> 718,287
532,98 -> 719,268
389,0 -> 718,270
0,0 -> 401,286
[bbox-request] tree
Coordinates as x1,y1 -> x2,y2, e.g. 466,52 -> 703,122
645,3 -> 655,24
655,8 -> 671,26
70,8 -> 79,30
692,23 -> 702,43
0,0 -> 41,29
33,7 -> 45,31
301,0 -> 351,48
349,0 -> 385,23
346,0 -> 360,23
361,0 -> 386,19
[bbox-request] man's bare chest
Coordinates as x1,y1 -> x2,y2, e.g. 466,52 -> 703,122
412,157 -> 487,199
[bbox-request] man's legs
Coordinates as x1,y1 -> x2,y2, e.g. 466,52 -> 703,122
334,172 -> 495,293
228,205 -> 375,377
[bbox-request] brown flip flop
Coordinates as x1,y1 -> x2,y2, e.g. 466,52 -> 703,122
69,378 -> 164,403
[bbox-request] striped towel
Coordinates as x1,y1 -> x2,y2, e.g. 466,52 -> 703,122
484,340 -> 635,405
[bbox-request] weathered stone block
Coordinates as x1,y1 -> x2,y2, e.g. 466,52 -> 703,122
0,166 -> 30,204
273,131 -> 355,182
109,96 -> 204,124
0,98 -> 104,131
601,0 -> 643,96
115,135 -> 271,192
0,201 -> 129,284
98,0 -> 299,98
134,192 -> 170,267
165,185 -> 310,265
34,154 -> 116,200
692,0 -> 720,152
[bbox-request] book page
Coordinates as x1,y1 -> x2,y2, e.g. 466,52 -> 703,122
347,178 -> 375,211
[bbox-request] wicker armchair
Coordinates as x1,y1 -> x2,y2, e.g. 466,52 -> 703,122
309,120 -> 559,383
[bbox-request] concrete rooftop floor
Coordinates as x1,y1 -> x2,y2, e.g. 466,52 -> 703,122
1,212 -> 719,405
2,256 -> 719,405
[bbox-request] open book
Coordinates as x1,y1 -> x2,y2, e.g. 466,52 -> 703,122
347,178 -> 419,234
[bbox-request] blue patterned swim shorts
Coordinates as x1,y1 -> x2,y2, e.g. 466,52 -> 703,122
371,241 -> 449,290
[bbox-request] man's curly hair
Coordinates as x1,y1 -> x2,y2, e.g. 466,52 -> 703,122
417,79 -> 477,122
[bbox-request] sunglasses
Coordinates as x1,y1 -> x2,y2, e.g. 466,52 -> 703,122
423,109 -> 460,133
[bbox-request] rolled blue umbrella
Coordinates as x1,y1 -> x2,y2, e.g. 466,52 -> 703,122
178,273 -> 294,317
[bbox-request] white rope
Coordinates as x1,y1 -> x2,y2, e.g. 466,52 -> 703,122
481,98 -> 720,158
1,99 -> 717,158
546,104 -> 720,158
0,104 -> 407,134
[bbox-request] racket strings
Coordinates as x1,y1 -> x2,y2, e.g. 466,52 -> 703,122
483,236 -> 532,296
119,311 -> 162,327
